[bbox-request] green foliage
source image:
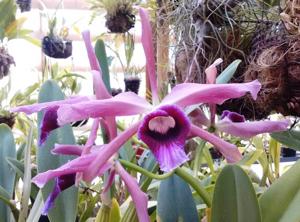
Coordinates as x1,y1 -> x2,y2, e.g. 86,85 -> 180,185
0,124 -> 16,222
37,80 -> 78,222
95,39 -> 111,92
271,129 -> 300,151
211,165 -> 261,222
259,160 -> 300,222
157,174 -> 199,222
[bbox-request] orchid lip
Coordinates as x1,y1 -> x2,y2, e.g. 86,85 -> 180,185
138,105 -> 191,172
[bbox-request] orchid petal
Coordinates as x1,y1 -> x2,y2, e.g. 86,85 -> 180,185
84,118 -> 100,152
161,80 -> 261,107
57,92 -> 151,125
82,30 -> 100,72
42,174 -> 75,215
217,118 -> 289,138
115,162 -> 150,222
82,122 -> 140,181
82,31 -> 111,99
138,105 -> 190,172
91,70 -> 112,100
205,58 -> 223,84
11,96 -> 90,114
190,124 -> 242,163
51,144 -> 84,156
139,8 -> 159,105
189,108 -> 210,127
101,169 -> 116,206
39,107 -> 60,146
32,153 -> 111,188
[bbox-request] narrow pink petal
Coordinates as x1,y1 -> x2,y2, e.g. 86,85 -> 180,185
105,116 -> 117,140
57,92 -> 152,125
161,80 -> 261,107
217,118 -> 289,138
115,162 -> 150,222
32,153 -> 97,188
190,124 -> 242,163
102,170 -> 116,194
84,118 -> 100,151
11,96 -> 90,114
101,169 -> 116,206
82,30 -> 101,72
92,70 -> 112,99
139,8 -> 159,105
82,122 -> 140,181
82,31 -> 111,100
205,58 -> 223,84
51,144 -> 84,156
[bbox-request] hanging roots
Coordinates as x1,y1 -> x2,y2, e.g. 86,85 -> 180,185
105,2 -> 135,33
220,36 -> 300,119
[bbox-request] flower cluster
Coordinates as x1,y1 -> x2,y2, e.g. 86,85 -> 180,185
12,8 -> 289,222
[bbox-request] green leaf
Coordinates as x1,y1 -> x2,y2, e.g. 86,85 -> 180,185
95,39 -> 111,92
216,59 -> 241,84
119,141 -> 135,162
37,80 -> 78,222
157,174 -> 199,222
26,191 -> 44,222
6,157 -> 39,199
0,124 -> 16,222
259,160 -> 300,222
211,165 -> 261,222
19,126 -> 34,221
271,129 -> 300,151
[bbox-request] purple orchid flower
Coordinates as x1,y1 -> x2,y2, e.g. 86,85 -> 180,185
13,8 -> 264,174
11,8 -> 289,222
192,59 -> 290,141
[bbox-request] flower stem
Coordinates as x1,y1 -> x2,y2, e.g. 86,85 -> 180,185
193,139 -> 206,176
119,159 -> 174,180
175,167 -> 212,207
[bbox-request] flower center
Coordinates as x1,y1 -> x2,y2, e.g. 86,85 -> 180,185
148,116 -> 176,134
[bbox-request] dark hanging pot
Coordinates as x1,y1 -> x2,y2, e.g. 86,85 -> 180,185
42,36 -> 72,59
0,112 -> 16,129
124,76 -> 140,94
0,46 -> 15,80
105,2 -> 135,33
16,0 -> 32,12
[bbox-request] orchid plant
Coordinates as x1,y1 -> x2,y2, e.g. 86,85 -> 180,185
10,7 -> 292,222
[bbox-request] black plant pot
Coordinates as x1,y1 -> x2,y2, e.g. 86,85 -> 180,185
111,88 -> 122,96
42,36 -> 72,59
124,77 -> 140,94
16,0 -> 31,12
281,147 -> 296,158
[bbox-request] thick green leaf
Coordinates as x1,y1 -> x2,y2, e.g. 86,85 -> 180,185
95,39 -> 111,92
37,80 -> 78,222
211,165 -> 261,222
259,160 -> 300,222
157,174 -> 199,222
271,129 -> 300,151
216,59 -> 241,84
0,124 -> 16,222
